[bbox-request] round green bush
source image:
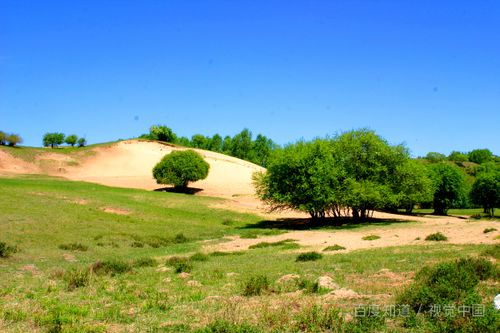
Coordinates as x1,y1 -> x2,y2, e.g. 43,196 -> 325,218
153,150 -> 209,189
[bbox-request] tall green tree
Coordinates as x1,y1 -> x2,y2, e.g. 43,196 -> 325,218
43,133 -> 65,148
65,134 -> 78,147
470,171 -> 500,217
209,134 -> 223,152
0,131 -> 6,145
149,125 -> 177,143
250,134 -> 276,167
254,139 -> 341,219
393,159 -> 433,213
427,163 -> 466,215
230,129 -> 253,160
6,134 -> 22,147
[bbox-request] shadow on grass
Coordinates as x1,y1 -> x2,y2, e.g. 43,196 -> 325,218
154,187 -> 203,195
240,217 -> 414,231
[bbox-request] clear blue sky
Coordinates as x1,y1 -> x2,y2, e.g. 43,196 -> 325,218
1,0 -> 499,156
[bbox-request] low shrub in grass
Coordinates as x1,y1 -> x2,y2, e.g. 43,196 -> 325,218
196,319 -> 261,333
297,279 -> 327,294
362,235 -> 380,241
483,228 -> 497,233
130,241 -> 144,248
209,251 -> 245,257
425,232 -> 448,241
296,252 -> 322,262
293,305 -> 344,332
0,241 -> 17,258
242,275 -> 270,296
165,256 -> 193,273
64,268 -> 91,290
481,243 -> 500,260
91,259 -> 131,276
173,233 -> 189,244
323,244 -> 346,251
132,257 -> 157,268
248,239 -> 296,249
58,243 -> 88,251
190,252 -> 209,262
397,257 -> 499,331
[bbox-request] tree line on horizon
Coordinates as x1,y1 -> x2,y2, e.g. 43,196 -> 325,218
140,125 -> 278,167
43,133 -> 87,148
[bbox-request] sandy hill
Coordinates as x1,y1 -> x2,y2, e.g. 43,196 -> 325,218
0,140 -> 265,199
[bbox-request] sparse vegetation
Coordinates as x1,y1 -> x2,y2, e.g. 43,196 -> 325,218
483,227 -> 497,233
425,232 -> 448,241
58,243 -> 88,251
323,244 -> 346,251
296,251 -> 323,262
0,241 -> 17,258
248,239 -> 297,249
362,235 -> 380,241
242,275 -> 270,296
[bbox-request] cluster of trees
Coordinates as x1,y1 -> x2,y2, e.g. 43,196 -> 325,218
43,133 -> 86,148
254,129 -> 499,219
141,125 -> 277,167
426,148 -> 497,164
0,131 -> 22,147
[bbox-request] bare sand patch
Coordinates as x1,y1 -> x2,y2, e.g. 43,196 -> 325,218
102,207 -> 131,215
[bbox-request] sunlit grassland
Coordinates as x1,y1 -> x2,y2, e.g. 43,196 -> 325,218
0,176 -> 498,332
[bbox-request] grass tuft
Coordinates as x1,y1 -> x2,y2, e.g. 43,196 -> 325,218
58,243 -> 88,251
483,227 -> 497,234
166,256 -> 193,273
248,239 -> 297,249
64,268 -> 91,290
425,232 -> 448,241
0,241 -> 18,258
190,252 -> 210,261
296,252 -> 323,262
91,259 -> 131,276
242,274 -> 270,296
323,244 -> 346,251
362,235 -> 380,241
132,257 -> 157,268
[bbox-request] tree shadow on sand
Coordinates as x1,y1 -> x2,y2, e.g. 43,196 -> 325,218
154,187 -> 203,195
240,217 -> 416,231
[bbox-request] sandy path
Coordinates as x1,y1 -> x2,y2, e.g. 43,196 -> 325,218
205,214 -> 500,253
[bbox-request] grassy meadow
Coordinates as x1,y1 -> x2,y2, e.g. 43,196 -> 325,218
0,176 -> 498,332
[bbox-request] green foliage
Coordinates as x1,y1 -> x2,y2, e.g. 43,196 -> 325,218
297,279 -> 327,294
0,241 -> 18,258
190,252 -> 210,261
132,257 -> 157,268
0,131 -> 6,145
323,244 -> 346,251
448,150 -> 469,162
148,125 -> 177,143
153,150 -> 209,188
241,275 -> 270,296
470,171 -> 500,217
481,244 -> 500,260
483,228 -> 497,233
393,159 -> 433,213
425,152 -> 447,163
468,148 -> 493,164
425,232 -> 448,241
397,257 -> 499,332
77,137 -> 86,147
43,132 -> 65,148
64,134 -> 78,147
165,256 -> 193,273
362,235 -> 380,241
64,268 -> 91,290
296,251 -> 322,262
91,259 -> 131,276
248,239 -> 297,249
58,243 -> 88,251
428,163 -> 467,215
197,320 -> 262,333
5,133 -> 22,147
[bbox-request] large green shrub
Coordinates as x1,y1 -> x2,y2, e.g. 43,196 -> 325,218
153,150 -> 209,189
470,171 -> 500,217
427,163 -> 467,215
64,134 -> 78,147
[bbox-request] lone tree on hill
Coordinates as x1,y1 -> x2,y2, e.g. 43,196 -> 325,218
153,150 -> 209,189
43,133 -> 65,148
65,134 -> 78,147
77,137 -> 87,147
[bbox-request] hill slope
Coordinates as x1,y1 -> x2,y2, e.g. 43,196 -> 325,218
0,140 -> 265,199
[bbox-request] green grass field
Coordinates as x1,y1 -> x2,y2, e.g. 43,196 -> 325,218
1,176 -> 498,332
